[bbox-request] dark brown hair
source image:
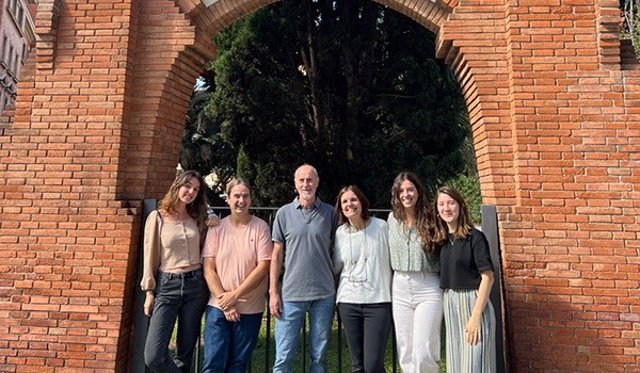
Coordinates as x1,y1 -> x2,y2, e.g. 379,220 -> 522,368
390,172 -> 435,253
334,185 -> 370,226
433,186 -> 473,244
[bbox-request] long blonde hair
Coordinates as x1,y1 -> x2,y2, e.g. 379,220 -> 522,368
158,170 -> 207,227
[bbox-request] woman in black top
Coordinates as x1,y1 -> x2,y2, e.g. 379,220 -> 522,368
434,186 -> 496,373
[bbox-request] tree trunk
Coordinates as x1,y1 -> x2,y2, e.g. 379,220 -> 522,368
300,0 -> 325,150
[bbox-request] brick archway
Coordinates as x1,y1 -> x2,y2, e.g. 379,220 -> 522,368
0,0 -> 638,372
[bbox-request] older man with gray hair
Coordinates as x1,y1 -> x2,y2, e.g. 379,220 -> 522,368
269,164 -> 338,373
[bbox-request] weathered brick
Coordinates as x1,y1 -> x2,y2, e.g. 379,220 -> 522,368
0,0 -> 639,372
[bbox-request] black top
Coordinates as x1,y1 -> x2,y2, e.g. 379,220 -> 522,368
439,228 -> 494,290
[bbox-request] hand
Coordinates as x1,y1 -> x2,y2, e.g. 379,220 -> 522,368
143,292 -> 155,317
269,291 -> 281,319
217,291 -> 238,311
223,306 -> 241,322
206,214 -> 220,227
465,315 -> 482,345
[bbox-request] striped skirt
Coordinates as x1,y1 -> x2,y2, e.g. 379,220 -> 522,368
444,289 -> 496,373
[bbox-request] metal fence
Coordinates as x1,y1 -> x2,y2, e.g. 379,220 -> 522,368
131,201 -> 506,373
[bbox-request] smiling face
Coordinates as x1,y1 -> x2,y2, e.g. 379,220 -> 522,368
340,190 -> 362,222
177,176 -> 201,206
226,183 -> 251,215
398,180 -> 418,211
437,191 -> 460,230
294,165 -> 319,202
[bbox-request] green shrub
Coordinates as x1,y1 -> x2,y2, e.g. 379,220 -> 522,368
447,174 -> 482,225
622,0 -> 640,58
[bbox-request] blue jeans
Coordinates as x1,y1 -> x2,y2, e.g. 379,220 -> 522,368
202,306 -> 263,373
144,269 -> 209,373
273,295 -> 335,373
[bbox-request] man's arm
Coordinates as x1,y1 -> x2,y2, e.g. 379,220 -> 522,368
217,261 -> 270,310
269,242 -> 284,318
204,256 -> 244,322
203,257 -> 225,303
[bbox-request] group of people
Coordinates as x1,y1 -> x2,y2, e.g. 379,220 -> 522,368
140,164 -> 496,373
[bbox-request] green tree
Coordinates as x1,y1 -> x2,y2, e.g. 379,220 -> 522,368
180,75 -> 236,205
622,0 -> 640,57
198,0 -> 473,207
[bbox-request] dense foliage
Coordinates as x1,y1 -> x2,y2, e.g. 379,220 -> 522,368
181,0 -> 475,210
622,0 -> 640,57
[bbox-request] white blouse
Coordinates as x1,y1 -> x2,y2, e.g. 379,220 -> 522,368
333,217 -> 392,304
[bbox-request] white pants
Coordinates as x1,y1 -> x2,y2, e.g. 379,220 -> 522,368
392,271 -> 443,373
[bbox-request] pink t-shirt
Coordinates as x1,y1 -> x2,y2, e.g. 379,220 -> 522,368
202,215 -> 273,314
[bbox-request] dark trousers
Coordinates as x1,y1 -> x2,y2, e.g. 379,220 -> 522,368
338,302 -> 393,373
144,269 -> 210,373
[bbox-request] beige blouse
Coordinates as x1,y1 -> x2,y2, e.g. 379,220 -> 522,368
140,210 -> 202,291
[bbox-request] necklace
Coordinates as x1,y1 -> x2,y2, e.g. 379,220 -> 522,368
168,209 -> 189,221
348,224 -> 368,256
400,224 -> 414,268
348,224 -> 368,283
448,234 -> 455,246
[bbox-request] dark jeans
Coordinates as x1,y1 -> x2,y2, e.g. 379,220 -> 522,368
202,306 -> 263,373
144,268 -> 209,373
338,302 -> 393,373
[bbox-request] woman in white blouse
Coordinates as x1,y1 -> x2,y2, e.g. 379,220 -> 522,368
333,185 -> 393,373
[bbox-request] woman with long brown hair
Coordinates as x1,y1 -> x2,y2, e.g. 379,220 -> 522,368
388,172 -> 442,373
141,170 -> 210,373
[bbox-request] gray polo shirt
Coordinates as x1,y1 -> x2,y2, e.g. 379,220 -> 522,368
272,197 -> 338,301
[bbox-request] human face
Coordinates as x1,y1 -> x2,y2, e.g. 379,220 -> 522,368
226,184 -> 251,215
398,180 -> 418,210
178,176 -> 201,206
340,190 -> 362,222
437,192 -> 460,230
295,165 -> 319,202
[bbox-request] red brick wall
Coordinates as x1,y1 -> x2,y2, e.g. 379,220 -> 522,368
0,0 -> 141,371
0,0 -> 638,372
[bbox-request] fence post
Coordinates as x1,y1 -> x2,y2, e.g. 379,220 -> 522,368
481,204 -> 509,373
130,199 -> 158,373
